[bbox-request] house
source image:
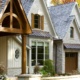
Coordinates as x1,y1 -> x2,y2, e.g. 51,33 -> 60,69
0,0 -> 32,76
13,0 -> 80,74
1,0 -> 80,76
26,0 -> 80,74
26,0 -> 57,74
48,2 -> 80,73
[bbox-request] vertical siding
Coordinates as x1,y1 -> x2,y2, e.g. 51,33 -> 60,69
0,36 -> 7,73
7,37 -> 22,76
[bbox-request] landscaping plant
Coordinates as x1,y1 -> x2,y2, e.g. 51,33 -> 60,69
40,59 -> 55,76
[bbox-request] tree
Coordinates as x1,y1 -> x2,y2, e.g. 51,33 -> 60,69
51,0 -> 75,5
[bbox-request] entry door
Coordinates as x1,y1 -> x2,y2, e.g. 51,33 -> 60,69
65,52 -> 78,73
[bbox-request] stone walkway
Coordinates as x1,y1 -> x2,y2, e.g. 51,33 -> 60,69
42,75 -> 80,80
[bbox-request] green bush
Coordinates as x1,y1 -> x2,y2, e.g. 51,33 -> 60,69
40,59 -> 55,76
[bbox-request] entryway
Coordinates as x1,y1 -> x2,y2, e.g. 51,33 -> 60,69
65,52 -> 78,73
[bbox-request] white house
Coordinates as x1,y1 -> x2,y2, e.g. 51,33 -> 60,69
7,0 -> 80,75
1,0 -> 80,76
48,2 -> 80,73
26,0 -> 56,73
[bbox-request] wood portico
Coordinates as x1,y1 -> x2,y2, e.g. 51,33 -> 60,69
0,0 -> 32,74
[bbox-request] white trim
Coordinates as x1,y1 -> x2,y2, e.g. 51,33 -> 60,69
14,36 -> 31,50
41,0 -> 58,37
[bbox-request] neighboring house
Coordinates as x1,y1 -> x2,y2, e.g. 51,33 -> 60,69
48,2 -> 80,73
26,0 -> 57,73
21,0 -> 80,74
0,0 -> 32,76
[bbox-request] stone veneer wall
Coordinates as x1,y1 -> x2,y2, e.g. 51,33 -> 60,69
56,41 -> 64,74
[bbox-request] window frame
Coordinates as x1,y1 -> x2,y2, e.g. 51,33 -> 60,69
31,40 -> 49,66
31,13 -> 44,30
70,27 -> 74,38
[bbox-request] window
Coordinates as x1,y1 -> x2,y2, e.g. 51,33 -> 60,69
31,13 -> 44,30
34,15 -> 40,28
31,41 -> 49,66
70,27 -> 74,38
15,49 -> 20,59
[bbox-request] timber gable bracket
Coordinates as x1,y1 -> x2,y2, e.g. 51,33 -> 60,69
0,0 -> 32,36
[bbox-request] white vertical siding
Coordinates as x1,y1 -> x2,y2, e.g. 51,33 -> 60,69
8,37 -> 22,68
7,37 -> 22,76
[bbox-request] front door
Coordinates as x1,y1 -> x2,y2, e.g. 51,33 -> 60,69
65,52 -> 78,73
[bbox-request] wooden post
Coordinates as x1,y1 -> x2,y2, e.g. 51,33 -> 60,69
22,34 -> 27,74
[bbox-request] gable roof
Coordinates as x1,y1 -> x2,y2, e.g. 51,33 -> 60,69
64,44 -> 80,50
20,0 -> 34,15
0,0 -> 32,35
48,2 -> 76,39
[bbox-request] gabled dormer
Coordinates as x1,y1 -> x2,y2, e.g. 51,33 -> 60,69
0,0 -> 32,35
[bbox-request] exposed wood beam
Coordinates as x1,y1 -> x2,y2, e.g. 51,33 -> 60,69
10,0 -> 13,28
22,35 -> 27,74
0,27 -> 23,33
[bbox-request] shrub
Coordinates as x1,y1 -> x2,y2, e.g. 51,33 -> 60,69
0,64 -> 5,75
0,64 -> 6,80
40,59 -> 55,76
34,65 -> 40,74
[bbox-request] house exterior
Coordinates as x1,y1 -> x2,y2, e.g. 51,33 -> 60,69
26,0 -> 56,73
26,0 -> 80,74
48,2 -> 80,73
1,0 -> 80,76
7,0 -> 80,75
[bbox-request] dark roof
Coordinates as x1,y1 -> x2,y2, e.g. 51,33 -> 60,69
48,2 -> 76,39
0,0 -> 7,13
0,0 -> 34,14
29,30 -> 52,38
64,44 -> 80,50
20,0 -> 34,15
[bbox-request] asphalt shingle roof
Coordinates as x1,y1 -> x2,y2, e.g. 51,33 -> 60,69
48,2 -> 76,39
20,0 -> 34,15
29,30 -> 52,38
0,0 -> 7,13
64,44 -> 80,50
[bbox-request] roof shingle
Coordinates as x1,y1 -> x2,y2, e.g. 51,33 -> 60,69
48,2 -> 76,39
64,44 -> 80,50
0,0 -> 7,13
29,30 -> 52,38
20,0 -> 34,15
